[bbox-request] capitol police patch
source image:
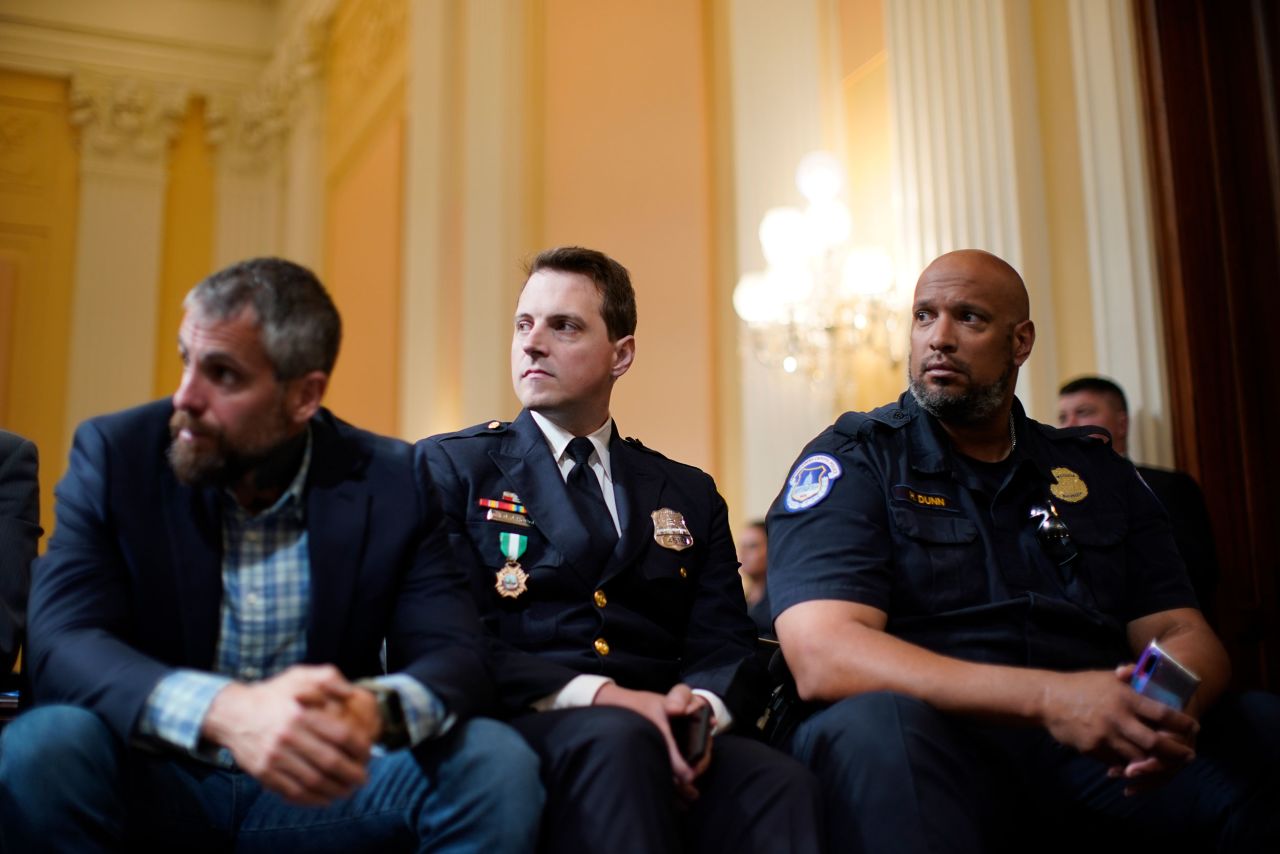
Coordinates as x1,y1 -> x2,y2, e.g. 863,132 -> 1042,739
784,453 -> 843,511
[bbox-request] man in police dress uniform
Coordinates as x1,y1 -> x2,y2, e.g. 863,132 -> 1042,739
421,246 -> 822,853
767,249 -> 1279,853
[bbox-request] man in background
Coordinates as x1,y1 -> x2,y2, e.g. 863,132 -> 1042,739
737,520 -> 772,637
1058,376 -> 1219,615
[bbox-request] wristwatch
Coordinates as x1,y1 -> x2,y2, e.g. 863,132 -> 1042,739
356,680 -> 411,750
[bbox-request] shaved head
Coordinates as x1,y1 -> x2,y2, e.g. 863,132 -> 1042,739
916,250 -> 1030,324
908,249 -> 1035,427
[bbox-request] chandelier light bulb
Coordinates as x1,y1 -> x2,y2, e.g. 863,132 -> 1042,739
795,151 -> 845,203
758,206 -> 809,270
806,199 -> 853,248
733,271 -> 787,324
840,246 -> 895,297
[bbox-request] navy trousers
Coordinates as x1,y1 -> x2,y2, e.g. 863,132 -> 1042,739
784,690 -> 1280,854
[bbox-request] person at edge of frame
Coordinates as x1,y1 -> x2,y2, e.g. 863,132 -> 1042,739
0,257 -> 543,853
765,248 -> 1280,854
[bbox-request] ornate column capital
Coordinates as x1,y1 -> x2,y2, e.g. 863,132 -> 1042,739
206,0 -> 337,174
69,72 -> 186,173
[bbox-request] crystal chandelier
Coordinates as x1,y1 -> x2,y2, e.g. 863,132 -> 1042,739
733,152 -> 907,391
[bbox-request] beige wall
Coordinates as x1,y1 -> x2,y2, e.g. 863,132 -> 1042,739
155,98 -> 215,400
1031,0 -> 1095,392
323,0 -> 408,437
0,70 -> 79,544
839,0 -> 902,413
536,0 -> 720,474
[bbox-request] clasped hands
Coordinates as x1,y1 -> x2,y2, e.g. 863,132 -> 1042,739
593,682 -> 715,801
202,664 -> 383,806
1042,663 -> 1200,796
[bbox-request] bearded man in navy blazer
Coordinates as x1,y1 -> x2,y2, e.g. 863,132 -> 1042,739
422,246 -> 822,853
0,258 -> 541,852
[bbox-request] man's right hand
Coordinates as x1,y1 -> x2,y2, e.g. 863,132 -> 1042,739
592,682 -> 708,796
1039,666 -> 1198,770
201,664 -> 375,806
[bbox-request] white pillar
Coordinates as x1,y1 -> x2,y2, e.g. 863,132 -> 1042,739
207,93 -> 284,267
1068,0 -> 1169,466
65,71 -> 183,434
885,0 -> 1058,418
400,0 -> 531,438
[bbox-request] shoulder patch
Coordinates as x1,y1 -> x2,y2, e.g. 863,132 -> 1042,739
784,453 -> 844,512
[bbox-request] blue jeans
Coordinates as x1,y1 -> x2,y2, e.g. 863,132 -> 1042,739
0,705 -> 542,853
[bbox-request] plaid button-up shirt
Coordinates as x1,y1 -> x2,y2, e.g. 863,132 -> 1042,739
139,434 -> 450,760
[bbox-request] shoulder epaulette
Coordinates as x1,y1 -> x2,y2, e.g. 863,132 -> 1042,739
622,436 -> 668,459
437,419 -> 510,441
1033,421 -> 1110,445
835,402 -> 911,439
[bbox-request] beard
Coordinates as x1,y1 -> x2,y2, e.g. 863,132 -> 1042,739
909,360 -> 1013,424
168,404 -> 293,489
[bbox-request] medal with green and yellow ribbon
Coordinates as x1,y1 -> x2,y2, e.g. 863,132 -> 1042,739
494,532 -> 529,599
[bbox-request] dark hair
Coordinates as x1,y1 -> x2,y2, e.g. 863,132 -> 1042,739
1058,375 -> 1128,413
525,246 -> 637,340
184,257 -> 342,379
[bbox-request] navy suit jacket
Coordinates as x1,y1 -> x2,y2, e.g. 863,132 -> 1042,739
28,400 -> 490,742
421,410 -> 765,724
0,430 -> 40,676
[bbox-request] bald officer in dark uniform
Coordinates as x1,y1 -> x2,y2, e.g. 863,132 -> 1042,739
767,249 -> 1279,853
422,246 -> 822,854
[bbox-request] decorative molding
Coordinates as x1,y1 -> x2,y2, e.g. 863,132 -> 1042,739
69,71 -> 186,171
328,0 -> 406,123
205,0 -> 335,172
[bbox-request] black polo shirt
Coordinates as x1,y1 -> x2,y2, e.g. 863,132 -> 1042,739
767,393 -> 1197,671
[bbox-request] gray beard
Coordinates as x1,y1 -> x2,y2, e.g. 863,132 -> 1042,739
909,363 -> 1012,424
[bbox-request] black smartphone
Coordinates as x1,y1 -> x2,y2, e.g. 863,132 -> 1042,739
1131,640 -> 1201,710
670,703 -> 713,765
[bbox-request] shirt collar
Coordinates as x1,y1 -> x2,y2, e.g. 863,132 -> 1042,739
225,427 -> 313,522
529,410 -> 614,480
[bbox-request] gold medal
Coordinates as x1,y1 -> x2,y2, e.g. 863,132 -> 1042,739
495,561 -> 529,599
651,508 -> 694,551
1049,467 -> 1088,503
494,532 -> 529,598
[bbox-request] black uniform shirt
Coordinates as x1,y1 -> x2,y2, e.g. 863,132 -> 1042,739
767,393 -> 1198,671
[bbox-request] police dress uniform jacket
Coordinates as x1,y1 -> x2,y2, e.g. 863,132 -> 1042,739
27,399 -> 491,742
767,392 -> 1199,672
420,410 -> 766,722
0,430 -> 41,677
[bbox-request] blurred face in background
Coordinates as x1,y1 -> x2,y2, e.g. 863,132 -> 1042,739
737,524 -> 768,585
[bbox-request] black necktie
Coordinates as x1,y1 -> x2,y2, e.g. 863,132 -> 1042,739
566,437 -> 618,572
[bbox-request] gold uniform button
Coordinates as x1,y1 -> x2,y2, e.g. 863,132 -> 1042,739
593,589 -> 608,608
487,420 -> 501,429
679,567 -> 688,579
593,638 -> 610,656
